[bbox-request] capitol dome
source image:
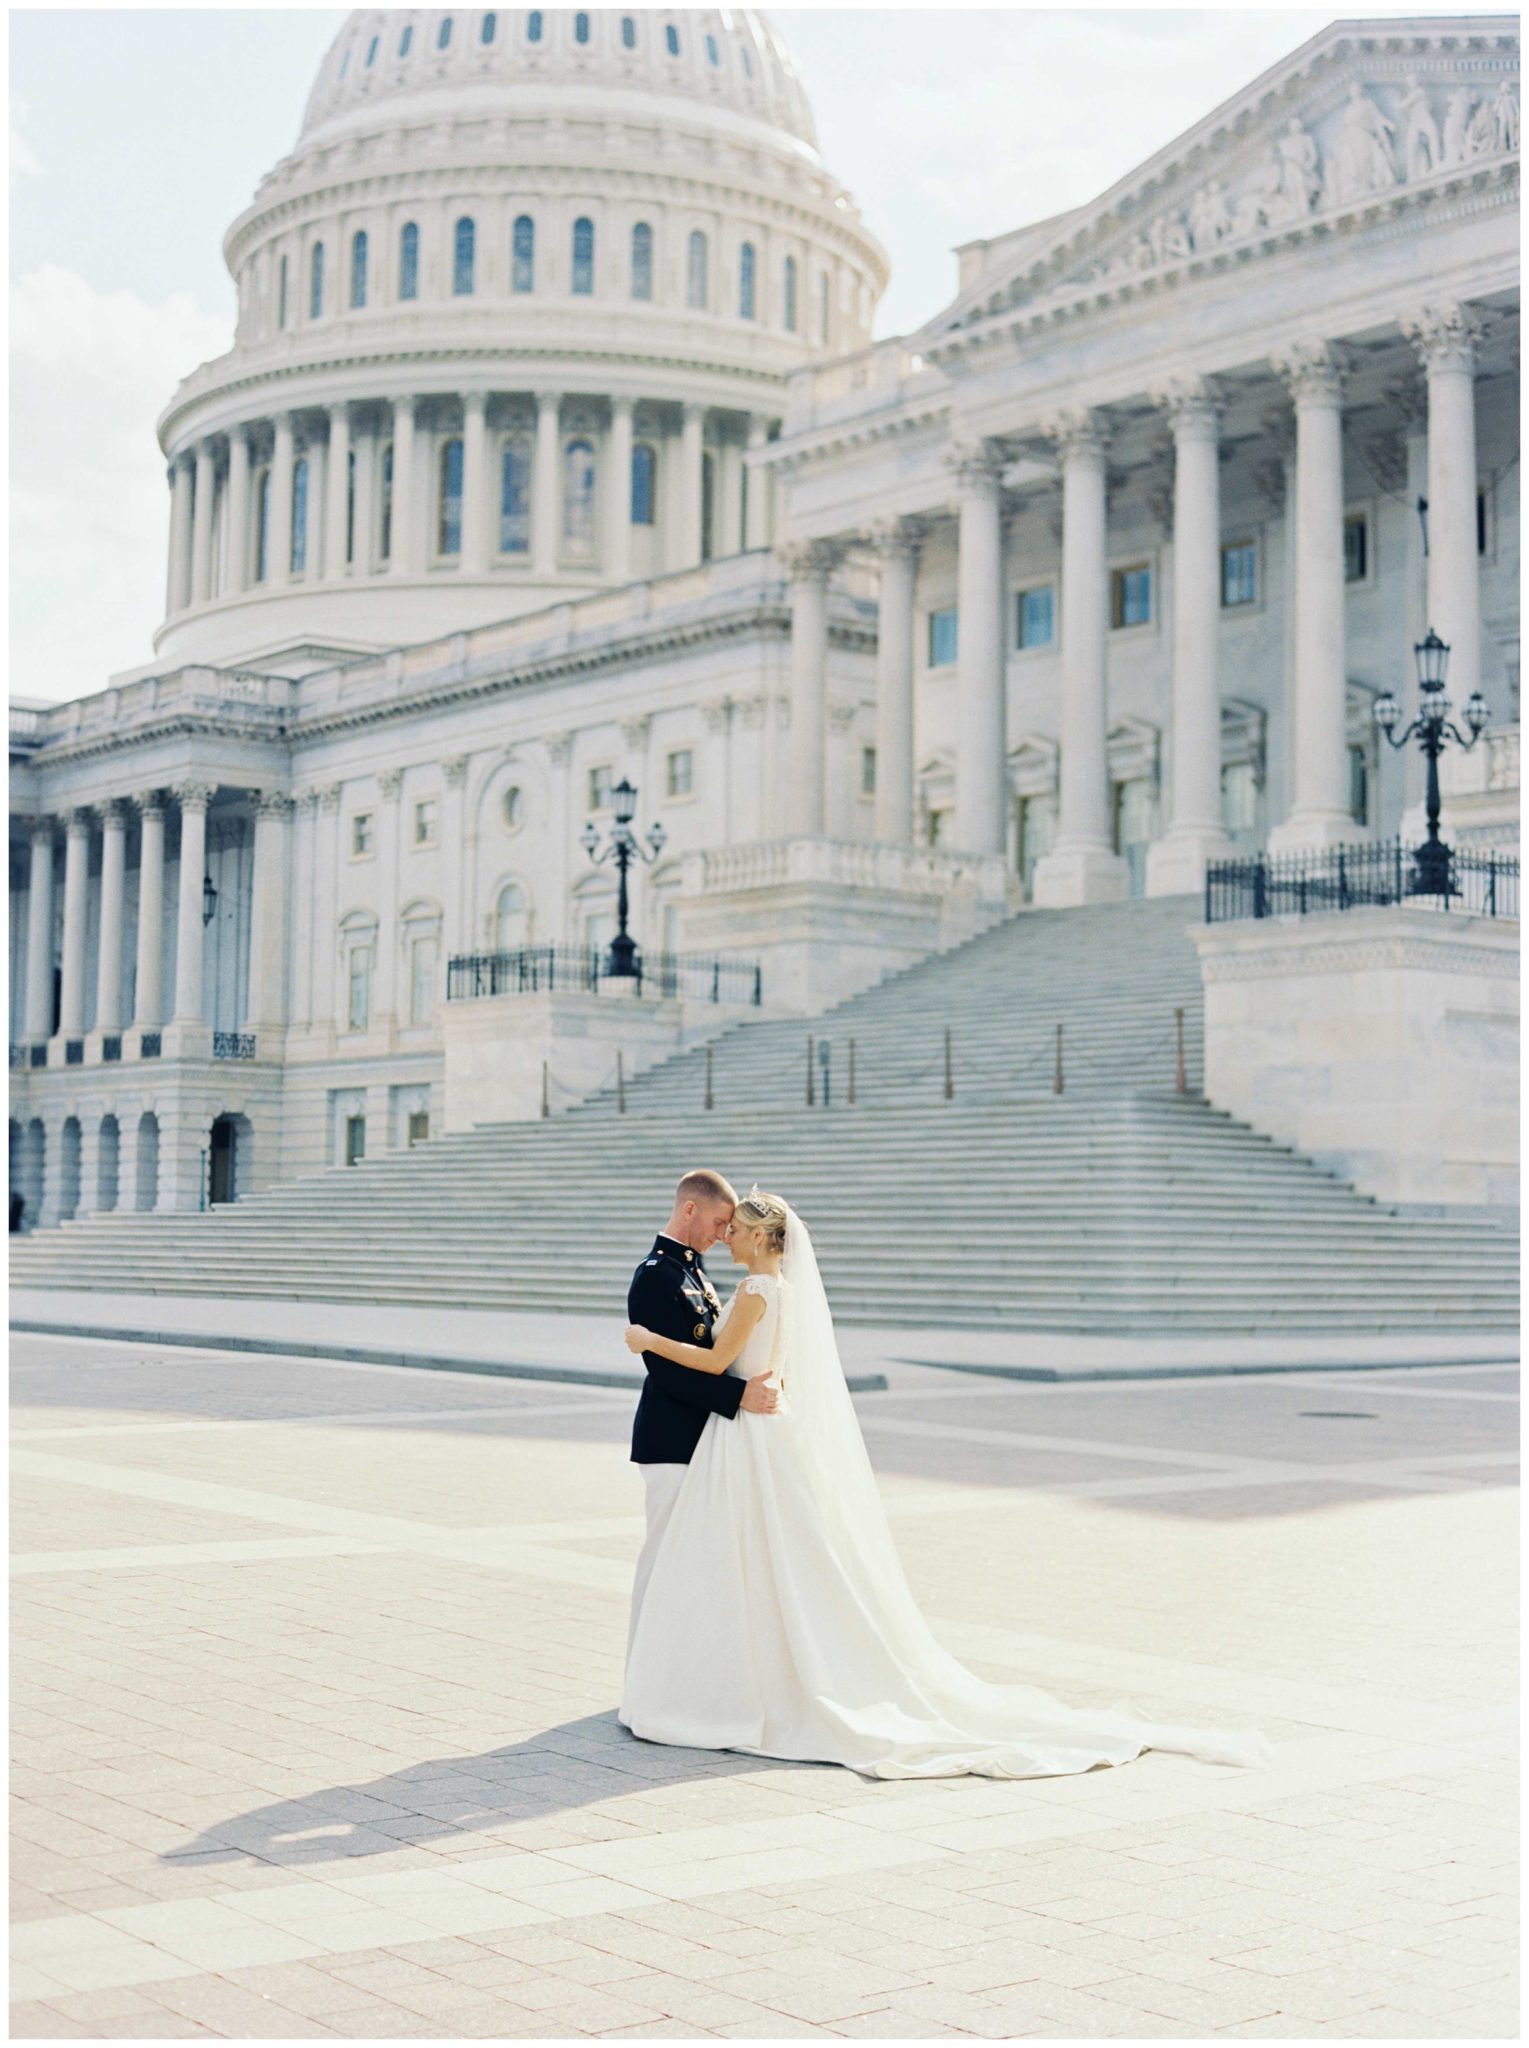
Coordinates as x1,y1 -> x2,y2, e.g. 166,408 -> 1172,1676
154,7 -> 886,670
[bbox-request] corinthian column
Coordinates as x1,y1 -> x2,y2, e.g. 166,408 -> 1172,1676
1403,303 -> 1485,714
461,390 -> 491,574
133,794 -> 166,1031
165,456 -> 193,614
172,783 -> 214,1027
24,821 -> 54,1042
948,441 -> 1008,855
190,440 -> 217,605
268,413 -> 296,589
325,403 -> 351,578
1146,377 -> 1234,895
1267,340 -> 1354,850
870,518 -> 921,846
778,539 -> 839,837
58,809 -> 92,1039
95,800 -> 129,1034
606,395 -> 634,583
532,391 -> 561,575
248,792 -> 293,1035
679,403 -> 706,566
1032,407 -> 1129,905
224,430 -> 250,596
745,416 -> 773,550
389,395 -> 417,576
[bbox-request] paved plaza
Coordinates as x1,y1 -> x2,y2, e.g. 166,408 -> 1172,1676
9,1330 -> 1519,2041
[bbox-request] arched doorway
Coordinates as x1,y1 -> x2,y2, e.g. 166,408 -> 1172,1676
8,1121 -> 22,1233
208,1113 -> 252,1206
135,1113 -> 159,1213
22,1119 -> 45,1228
97,1115 -> 120,1213
59,1118 -> 81,1222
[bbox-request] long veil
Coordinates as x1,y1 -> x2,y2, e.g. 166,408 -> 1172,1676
775,1202 -> 1273,1777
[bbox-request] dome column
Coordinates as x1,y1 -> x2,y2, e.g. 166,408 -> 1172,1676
23,822 -> 55,1043
165,456 -> 193,615
779,539 -> 842,838
460,391 -> 491,576
352,414 -> 378,575
133,795 -> 166,1033
224,429 -> 250,596
189,441 -> 217,606
324,404 -> 351,580
388,396 -> 419,577
745,417 -> 774,551
532,391 -> 561,576
606,396 -> 634,584
679,403 -> 705,567
268,412 -> 296,589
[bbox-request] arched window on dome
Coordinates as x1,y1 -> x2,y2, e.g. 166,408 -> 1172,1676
739,241 -> 756,321
631,442 -> 656,526
277,254 -> 289,329
365,33 -> 378,65
499,437 -> 531,554
665,22 -> 680,56
687,230 -> 708,310
345,447 -> 356,565
574,12 -> 590,43
571,217 -> 594,296
481,11 -> 496,42
512,214 -> 535,293
630,222 -> 653,302
339,47 -> 350,78
783,254 -> 797,333
740,47 -> 752,77
563,439 -> 596,554
527,10 -> 543,42
700,451 -> 715,562
438,438 -> 464,556
706,32 -> 719,65
621,15 -> 636,46
291,456 -> 309,575
399,222 -> 419,300
309,241 -> 325,319
398,24 -> 413,56
350,230 -> 368,310
495,882 -> 529,953
380,443 -> 394,561
437,15 -> 452,48
453,216 -> 476,296
254,469 -> 271,582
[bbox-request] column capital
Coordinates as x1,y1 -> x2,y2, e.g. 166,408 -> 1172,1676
864,514 -> 927,561
462,388 -> 489,418
776,536 -> 843,583
543,729 -> 575,765
253,789 -> 295,819
609,392 -> 635,419
1271,338 -> 1349,407
174,781 -> 215,813
317,783 -> 343,814
135,789 -> 167,821
1401,302 -> 1486,375
944,438 -> 1007,492
535,389 -> 560,416
1152,374 -> 1225,437
442,754 -> 471,788
1044,406 -> 1111,462
700,695 -> 734,735
98,798 -> 131,830
620,712 -> 654,751
378,767 -> 405,801
28,816 -> 55,847
64,806 -> 94,837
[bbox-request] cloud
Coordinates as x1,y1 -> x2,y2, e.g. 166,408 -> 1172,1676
9,265 -> 232,702
10,92 -> 41,178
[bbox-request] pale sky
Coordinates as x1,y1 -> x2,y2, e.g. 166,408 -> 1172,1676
9,3 -> 1486,703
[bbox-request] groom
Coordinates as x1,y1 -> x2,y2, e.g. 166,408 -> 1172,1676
627,1168 -> 778,1640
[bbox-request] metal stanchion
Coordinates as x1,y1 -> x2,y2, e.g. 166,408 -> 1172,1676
943,1025 -> 954,1101
704,1044 -> 714,1111
541,1060 -> 550,1118
616,1049 -> 626,1115
806,1034 -> 815,1107
848,1037 -> 857,1107
1174,1007 -> 1187,1095
1053,1022 -> 1064,1096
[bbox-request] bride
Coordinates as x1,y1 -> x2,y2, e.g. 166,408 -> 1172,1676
620,1188 -> 1271,1780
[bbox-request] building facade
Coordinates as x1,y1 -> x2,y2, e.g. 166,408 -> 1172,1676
8,9 -> 1520,1225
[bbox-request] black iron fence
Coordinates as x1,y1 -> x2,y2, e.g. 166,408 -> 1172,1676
1206,839 -> 1518,924
448,945 -> 762,1007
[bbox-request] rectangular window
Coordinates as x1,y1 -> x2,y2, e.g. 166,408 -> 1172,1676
1220,540 -> 1257,608
665,748 -> 694,799
861,745 -> 876,797
413,798 -> 438,847
407,1109 -> 430,1147
344,1113 -> 366,1165
351,812 -> 373,857
410,935 -> 438,1025
1110,563 -> 1152,629
1343,514 -> 1368,584
1220,761 -> 1257,834
1348,744 -> 1369,826
1477,486 -> 1488,556
588,764 -> 614,813
927,606 -> 958,667
927,806 -> 950,848
1016,584 -> 1055,649
347,951 -> 370,1031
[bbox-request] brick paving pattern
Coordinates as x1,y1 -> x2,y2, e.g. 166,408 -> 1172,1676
10,1334 -> 1517,2039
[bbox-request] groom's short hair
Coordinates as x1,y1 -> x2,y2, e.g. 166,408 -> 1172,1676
675,1168 -> 737,1211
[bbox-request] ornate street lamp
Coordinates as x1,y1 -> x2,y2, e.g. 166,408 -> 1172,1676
201,871 -> 219,927
1373,628 -> 1489,899
580,776 -> 666,978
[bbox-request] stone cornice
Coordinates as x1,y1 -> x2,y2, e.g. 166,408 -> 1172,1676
1196,912 -> 1520,981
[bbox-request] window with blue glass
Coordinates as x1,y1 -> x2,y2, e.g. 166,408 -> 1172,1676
574,12 -> 589,41
291,457 -> 309,574
481,10 -> 496,39
1110,562 -> 1152,628
399,222 -> 419,299
706,32 -> 719,64
1343,513 -> 1368,583
309,241 -> 324,319
512,214 -> 535,292
453,216 -> 475,295
380,444 -> 394,560
1221,539 -> 1257,608
630,221 -> 652,300
564,439 -> 596,552
739,241 -> 756,319
399,24 -> 413,54
527,10 -> 542,39
438,438 -> 464,555
665,21 -> 679,54
500,437 -> 531,553
366,33 -> 378,64
631,442 -> 656,525
783,254 -> 797,331
345,448 -> 356,564
686,229 -> 707,309
339,47 -> 350,77
928,607 -> 958,667
255,470 -> 271,581
1016,584 -> 1055,649
621,14 -> 635,44
350,230 -> 368,309
437,15 -> 452,47
571,216 -> 594,295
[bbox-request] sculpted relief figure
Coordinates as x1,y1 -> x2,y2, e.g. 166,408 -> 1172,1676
1491,77 -> 1520,154
1273,116 -> 1323,218
1328,81 -> 1399,205
1148,209 -> 1192,265
1187,177 -> 1233,249
1231,154 -> 1283,237
1397,74 -> 1441,179
1443,86 -> 1477,165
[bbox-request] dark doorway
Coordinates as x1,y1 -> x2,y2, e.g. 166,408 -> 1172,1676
209,1116 -> 237,1205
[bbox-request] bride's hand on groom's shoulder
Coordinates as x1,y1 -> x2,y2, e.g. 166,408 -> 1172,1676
625,1325 -> 650,1354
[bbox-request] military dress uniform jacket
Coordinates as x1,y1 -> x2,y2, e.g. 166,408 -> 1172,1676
629,1235 -> 747,1464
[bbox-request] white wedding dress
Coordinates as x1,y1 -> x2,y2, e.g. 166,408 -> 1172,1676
619,1207 -> 1272,1780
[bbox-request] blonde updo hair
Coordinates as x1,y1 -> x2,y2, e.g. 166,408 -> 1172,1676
734,1189 -> 788,1255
